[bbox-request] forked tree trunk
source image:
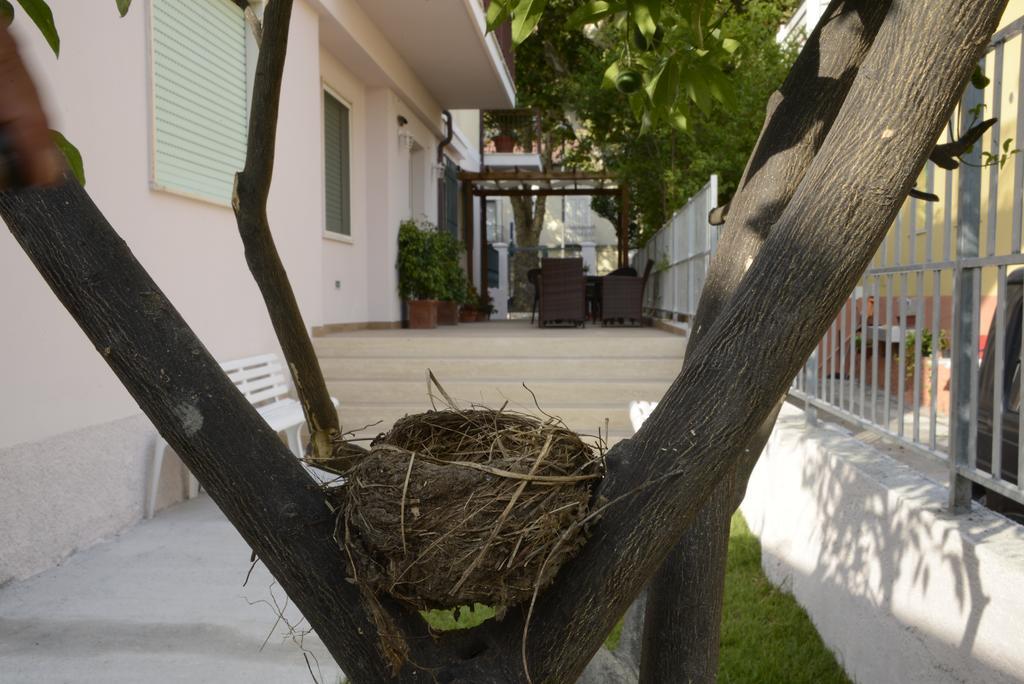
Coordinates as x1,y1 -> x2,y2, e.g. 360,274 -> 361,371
640,2 -> 892,680
0,0 -> 1006,682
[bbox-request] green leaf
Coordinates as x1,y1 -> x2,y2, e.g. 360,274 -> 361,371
115,0 -> 132,17
629,0 -> 659,39
685,68 -> 712,114
970,64 -> 990,90
670,108 -> 687,131
485,0 -> 510,32
702,63 -> 735,109
602,60 -> 622,89
646,59 -> 678,113
0,1 -> 13,26
511,0 -> 547,45
566,0 -> 617,30
628,90 -> 645,121
16,0 -> 59,57
722,37 -> 739,54
51,129 -> 84,185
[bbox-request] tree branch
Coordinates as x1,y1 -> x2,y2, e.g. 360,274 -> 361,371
641,2 -> 892,680
232,0 -> 347,465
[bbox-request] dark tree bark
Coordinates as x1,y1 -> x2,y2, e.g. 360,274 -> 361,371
514,1 -> 1005,680
641,3 -> 892,680
1,0 -> 1006,682
510,194 -> 546,312
0,179 -> 403,681
231,0 -> 343,463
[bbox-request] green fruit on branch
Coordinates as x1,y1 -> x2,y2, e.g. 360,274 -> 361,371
616,70 -> 643,93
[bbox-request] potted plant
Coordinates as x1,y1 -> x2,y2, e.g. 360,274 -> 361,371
397,219 -> 443,328
434,229 -> 466,326
460,284 -> 482,322
492,128 -> 517,153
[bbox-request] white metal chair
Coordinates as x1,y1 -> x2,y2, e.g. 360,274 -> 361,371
629,400 -> 658,433
146,353 -> 339,518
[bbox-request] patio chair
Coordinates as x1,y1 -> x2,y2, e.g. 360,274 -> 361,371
601,260 -> 654,326
528,268 -> 541,324
538,257 -> 586,327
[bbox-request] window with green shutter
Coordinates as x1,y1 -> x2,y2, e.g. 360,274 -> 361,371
323,92 -> 351,237
151,0 -> 248,205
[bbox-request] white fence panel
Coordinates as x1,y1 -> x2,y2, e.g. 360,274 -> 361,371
637,175 -> 720,322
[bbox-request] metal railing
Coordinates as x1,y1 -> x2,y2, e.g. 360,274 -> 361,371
482,109 -> 542,155
480,0 -> 516,81
635,175 -> 720,322
792,23 -> 1024,513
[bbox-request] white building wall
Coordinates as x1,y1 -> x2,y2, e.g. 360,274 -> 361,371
0,0 -> 489,583
320,46 -> 371,325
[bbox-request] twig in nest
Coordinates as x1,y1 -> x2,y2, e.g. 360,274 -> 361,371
453,434 -> 554,595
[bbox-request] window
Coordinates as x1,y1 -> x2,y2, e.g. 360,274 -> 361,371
486,200 -> 500,242
151,0 -> 248,204
324,91 -> 351,237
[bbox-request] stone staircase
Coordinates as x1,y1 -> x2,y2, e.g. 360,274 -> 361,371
314,321 -> 685,447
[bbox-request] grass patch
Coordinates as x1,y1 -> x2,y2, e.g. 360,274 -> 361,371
420,514 -> 849,684
421,603 -> 496,631
718,512 -> 849,684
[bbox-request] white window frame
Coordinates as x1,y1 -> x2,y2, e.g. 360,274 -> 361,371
321,83 -> 354,244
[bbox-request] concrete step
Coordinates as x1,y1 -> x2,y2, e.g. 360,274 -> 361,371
338,402 -> 637,437
320,356 -> 681,381
327,379 -> 672,408
313,332 -> 684,359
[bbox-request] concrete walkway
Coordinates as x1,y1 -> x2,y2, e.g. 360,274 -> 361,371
0,321 -> 683,683
0,496 -> 342,684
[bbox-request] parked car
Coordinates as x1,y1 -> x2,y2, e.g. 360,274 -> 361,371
977,269 -> 1024,522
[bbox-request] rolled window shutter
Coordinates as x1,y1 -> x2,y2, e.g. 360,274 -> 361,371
324,93 -> 351,236
152,0 -> 248,204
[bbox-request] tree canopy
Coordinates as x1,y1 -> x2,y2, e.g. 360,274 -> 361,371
507,0 -> 797,243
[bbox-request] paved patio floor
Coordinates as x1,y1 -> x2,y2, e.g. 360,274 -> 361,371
0,496 -> 342,684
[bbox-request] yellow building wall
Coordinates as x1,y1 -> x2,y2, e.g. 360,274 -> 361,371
865,2 -> 1024,348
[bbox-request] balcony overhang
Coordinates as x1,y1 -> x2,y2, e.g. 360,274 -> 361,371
351,0 -> 516,110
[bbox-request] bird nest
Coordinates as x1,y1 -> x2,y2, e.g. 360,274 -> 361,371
337,408 -> 604,612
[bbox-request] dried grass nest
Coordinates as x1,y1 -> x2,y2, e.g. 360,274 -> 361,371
336,407 -> 604,611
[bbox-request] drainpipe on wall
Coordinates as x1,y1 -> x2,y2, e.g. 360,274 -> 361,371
437,111 -> 454,230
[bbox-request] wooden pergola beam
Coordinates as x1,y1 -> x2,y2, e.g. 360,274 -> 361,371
459,169 -> 616,183
472,188 -> 621,197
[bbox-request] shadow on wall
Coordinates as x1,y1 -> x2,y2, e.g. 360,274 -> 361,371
742,406 -> 1024,683
802,440 -> 992,656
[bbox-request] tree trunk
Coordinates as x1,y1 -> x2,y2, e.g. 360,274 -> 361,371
510,194 -> 546,312
1,0 -> 1005,682
640,2 -> 892,680
516,1 -> 1005,680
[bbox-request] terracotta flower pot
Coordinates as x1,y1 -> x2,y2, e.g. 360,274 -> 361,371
459,306 -> 479,323
408,299 -> 438,329
493,134 -> 516,153
437,300 -> 459,325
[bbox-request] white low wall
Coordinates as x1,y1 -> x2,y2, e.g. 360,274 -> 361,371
0,416 -> 190,585
742,403 -> 1024,684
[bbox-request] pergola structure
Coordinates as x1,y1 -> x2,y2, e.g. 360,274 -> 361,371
458,169 -> 629,293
